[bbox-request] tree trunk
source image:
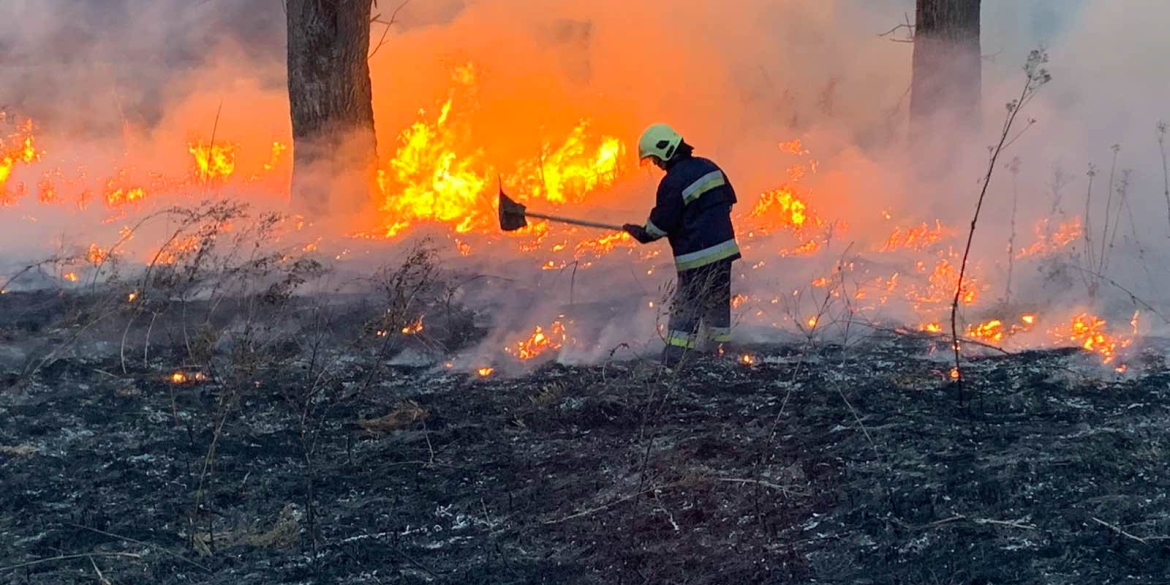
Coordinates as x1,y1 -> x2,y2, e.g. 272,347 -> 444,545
910,0 -> 982,154
286,0 -> 377,217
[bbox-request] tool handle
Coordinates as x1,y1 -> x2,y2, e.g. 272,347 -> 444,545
524,212 -> 625,232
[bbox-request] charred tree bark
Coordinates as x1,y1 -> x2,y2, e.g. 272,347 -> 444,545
910,0 -> 982,154
286,0 -> 377,216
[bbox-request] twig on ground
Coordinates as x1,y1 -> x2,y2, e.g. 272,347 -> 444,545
0,552 -> 142,573
826,374 -> 880,458
716,478 -> 807,497
1092,516 -> 1151,544
973,517 -> 1036,530
89,556 -> 111,585
547,491 -> 644,525
898,514 -> 1034,531
64,523 -> 211,573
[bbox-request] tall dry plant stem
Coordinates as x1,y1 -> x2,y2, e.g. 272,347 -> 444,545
950,49 -> 1050,404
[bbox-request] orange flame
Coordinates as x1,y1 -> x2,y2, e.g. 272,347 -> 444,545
750,187 -> 811,230
507,321 -> 568,361
401,316 -> 425,335
881,221 -> 947,253
966,319 -> 1005,344
1017,216 -> 1083,258
189,140 -> 238,183
377,63 -> 625,239
86,244 -> 108,265
1051,312 -> 1136,365
574,231 -> 634,257
515,122 -> 624,204
0,118 -> 40,200
261,141 -> 288,172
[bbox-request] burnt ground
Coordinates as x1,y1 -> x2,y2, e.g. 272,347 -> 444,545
2,295 -> 1170,584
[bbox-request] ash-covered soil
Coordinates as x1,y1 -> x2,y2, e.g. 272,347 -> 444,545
2,298 -> 1169,584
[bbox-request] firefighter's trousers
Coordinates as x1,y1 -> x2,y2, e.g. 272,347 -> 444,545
664,259 -> 733,363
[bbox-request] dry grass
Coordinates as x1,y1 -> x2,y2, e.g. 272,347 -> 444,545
529,382 -> 565,407
0,444 -> 37,457
115,384 -> 143,398
243,504 -> 302,549
191,504 -> 302,557
358,400 -> 430,436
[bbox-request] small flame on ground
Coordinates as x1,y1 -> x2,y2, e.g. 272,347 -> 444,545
739,354 -> 756,366
881,221 -> 947,253
170,371 -> 208,385
966,319 -> 1006,344
574,231 -> 633,257
86,244 -> 108,265
507,321 -> 568,361
921,323 -> 943,334
401,316 -> 425,335
477,367 -> 494,378
1052,312 -> 1134,365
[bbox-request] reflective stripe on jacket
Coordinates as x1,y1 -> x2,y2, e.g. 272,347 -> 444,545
644,155 -> 741,272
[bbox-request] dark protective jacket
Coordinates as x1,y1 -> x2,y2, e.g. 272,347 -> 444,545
643,154 -> 741,272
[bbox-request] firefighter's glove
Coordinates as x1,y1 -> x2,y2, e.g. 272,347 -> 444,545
623,224 -> 655,244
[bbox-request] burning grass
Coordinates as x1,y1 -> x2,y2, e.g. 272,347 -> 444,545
0,58 -> 1159,374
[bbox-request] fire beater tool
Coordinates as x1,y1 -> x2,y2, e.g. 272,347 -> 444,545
498,180 -> 624,233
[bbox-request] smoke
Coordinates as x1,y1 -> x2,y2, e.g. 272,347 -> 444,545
2,0 -> 1168,368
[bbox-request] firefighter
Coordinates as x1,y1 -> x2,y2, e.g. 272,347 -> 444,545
623,123 -> 741,367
